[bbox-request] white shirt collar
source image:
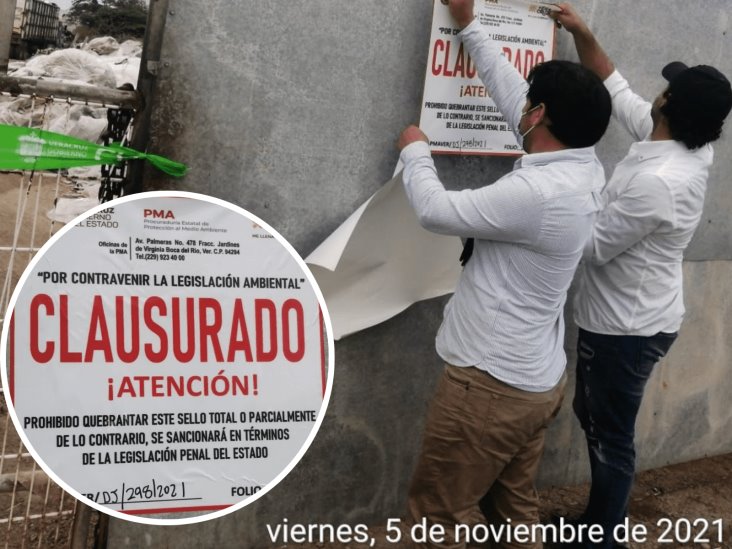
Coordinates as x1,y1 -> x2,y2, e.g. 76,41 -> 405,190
515,146 -> 598,169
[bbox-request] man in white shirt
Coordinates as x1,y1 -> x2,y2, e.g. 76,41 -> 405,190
396,0 -> 612,546
552,4 -> 732,548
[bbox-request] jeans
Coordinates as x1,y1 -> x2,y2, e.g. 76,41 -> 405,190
572,329 -> 677,548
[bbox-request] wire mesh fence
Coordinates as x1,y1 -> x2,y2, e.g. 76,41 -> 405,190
0,90 -> 129,548
0,163 -> 78,548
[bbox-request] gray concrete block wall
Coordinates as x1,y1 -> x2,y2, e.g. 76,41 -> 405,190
110,0 -> 732,546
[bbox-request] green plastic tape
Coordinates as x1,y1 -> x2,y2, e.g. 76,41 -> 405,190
0,124 -> 187,177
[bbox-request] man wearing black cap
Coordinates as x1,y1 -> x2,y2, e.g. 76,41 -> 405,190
552,4 -> 732,548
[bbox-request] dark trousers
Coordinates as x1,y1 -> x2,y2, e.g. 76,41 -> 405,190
573,328 -> 677,548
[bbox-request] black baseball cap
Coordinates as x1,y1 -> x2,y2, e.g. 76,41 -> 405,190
662,62 -> 732,124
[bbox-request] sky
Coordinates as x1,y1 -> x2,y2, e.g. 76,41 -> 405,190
53,0 -> 73,10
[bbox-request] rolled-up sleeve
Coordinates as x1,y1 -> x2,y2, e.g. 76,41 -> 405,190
400,141 -> 541,245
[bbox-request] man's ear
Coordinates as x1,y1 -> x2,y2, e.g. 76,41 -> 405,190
530,102 -> 547,126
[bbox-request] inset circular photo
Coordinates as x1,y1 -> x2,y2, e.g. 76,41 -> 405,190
1,191 -> 334,525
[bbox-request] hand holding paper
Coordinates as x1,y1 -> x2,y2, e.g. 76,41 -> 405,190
397,126 -> 429,151
447,0 -> 476,29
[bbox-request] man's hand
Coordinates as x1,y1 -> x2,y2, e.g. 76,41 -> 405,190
397,126 -> 429,151
550,2 -> 614,79
447,0 -> 475,30
550,3 -> 589,36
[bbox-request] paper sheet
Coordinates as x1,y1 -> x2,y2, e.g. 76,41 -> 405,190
420,0 -> 556,155
305,0 -> 558,339
306,172 -> 462,340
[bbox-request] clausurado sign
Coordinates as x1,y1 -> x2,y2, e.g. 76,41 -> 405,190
4,193 -> 330,523
420,0 -> 556,155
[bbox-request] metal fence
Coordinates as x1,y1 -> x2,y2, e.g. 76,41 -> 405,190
0,82 -> 138,548
0,146 -> 78,548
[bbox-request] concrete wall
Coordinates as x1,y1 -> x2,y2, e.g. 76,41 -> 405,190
110,0 -> 732,546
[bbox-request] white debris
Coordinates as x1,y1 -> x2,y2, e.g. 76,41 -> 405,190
83,36 -> 120,56
48,173 -> 102,223
0,97 -> 108,143
12,48 -> 118,88
3,38 -> 142,224
4,38 -> 143,137
118,40 -> 142,58
107,56 -> 141,87
49,193 -> 101,223
47,104 -> 108,142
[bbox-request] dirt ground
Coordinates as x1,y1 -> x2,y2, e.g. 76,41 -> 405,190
540,454 -> 732,548
274,454 -> 732,549
0,399 -> 80,549
0,171 -> 76,291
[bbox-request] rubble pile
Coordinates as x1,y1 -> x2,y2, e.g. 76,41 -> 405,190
1,39 -> 142,221
2,37 -> 142,139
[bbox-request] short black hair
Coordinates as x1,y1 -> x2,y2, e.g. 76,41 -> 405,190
526,60 -> 612,148
661,90 -> 726,149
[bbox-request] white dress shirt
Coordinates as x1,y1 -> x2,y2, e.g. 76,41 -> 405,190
574,71 -> 713,336
399,20 -> 605,392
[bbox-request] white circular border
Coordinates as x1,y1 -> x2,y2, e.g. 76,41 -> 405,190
0,190 -> 335,526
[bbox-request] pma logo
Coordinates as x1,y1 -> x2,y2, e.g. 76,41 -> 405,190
144,209 -> 175,219
530,4 -> 552,16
